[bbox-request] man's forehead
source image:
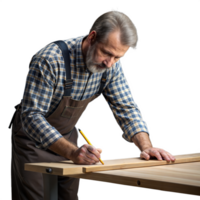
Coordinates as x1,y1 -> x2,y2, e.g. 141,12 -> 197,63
102,49 -> 124,58
100,45 -> 127,58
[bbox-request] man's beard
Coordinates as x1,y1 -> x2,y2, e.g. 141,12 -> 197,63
86,43 -> 113,73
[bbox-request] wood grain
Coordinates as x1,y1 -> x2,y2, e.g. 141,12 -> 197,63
24,153 -> 200,195
82,153 -> 200,173
70,162 -> 200,196
24,153 -> 200,175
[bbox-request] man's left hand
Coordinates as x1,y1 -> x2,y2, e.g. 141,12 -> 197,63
140,147 -> 175,162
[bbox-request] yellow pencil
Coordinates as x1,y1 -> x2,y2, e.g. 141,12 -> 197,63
78,127 -> 104,165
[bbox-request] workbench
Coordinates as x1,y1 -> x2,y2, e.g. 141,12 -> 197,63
25,153 -> 200,199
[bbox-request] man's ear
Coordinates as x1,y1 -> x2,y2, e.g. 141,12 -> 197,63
87,30 -> 97,45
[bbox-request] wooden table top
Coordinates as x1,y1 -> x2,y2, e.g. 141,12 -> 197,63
25,153 -> 200,196
70,161 -> 200,196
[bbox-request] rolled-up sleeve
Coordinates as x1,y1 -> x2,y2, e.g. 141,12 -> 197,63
21,55 -> 63,149
103,61 -> 149,142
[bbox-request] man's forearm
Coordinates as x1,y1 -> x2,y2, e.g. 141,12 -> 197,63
48,137 -> 78,160
131,132 -> 152,151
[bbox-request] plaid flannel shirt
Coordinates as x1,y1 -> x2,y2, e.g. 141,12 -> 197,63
21,35 -> 149,149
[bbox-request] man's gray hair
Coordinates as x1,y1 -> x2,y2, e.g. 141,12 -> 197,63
89,11 -> 138,48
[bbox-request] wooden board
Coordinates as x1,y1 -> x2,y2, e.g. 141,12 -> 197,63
24,153 -> 200,176
82,153 -> 200,173
69,161 -> 200,196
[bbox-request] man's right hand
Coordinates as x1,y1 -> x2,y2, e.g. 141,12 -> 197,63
70,144 -> 102,165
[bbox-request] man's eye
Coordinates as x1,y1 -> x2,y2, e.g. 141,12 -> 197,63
102,51 -> 110,56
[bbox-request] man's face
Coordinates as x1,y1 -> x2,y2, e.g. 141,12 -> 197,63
86,42 -> 104,73
86,31 -> 129,73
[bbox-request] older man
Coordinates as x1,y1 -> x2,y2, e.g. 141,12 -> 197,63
10,11 -> 175,200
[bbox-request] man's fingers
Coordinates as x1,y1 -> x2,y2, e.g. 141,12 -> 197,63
84,145 -> 100,162
79,146 -> 96,164
143,148 -> 176,162
143,148 -> 162,160
80,143 -> 102,164
139,143 -> 175,161
96,148 -> 102,154
140,151 -> 150,160
157,150 -> 176,162
148,149 -> 163,160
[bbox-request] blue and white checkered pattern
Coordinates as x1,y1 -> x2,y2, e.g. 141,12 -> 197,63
21,36 -> 149,149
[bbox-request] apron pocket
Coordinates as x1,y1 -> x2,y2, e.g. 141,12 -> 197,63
61,106 -> 84,119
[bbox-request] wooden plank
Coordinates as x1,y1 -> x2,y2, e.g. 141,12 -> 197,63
24,161 -> 86,176
25,153 -> 200,176
82,153 -> 200,173
69,162 -> 200,196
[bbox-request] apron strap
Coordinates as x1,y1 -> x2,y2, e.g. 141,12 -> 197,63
9,41 -> 107,129
54,40 -> 107,96
54,41 -> 73,96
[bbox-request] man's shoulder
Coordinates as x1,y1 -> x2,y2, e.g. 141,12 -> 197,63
33,36 -> 85,62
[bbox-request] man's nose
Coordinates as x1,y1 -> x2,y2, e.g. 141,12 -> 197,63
103,57 -> 115,68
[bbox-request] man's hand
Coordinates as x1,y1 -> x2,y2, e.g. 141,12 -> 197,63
131,132 -> 175,162
140,147 -> 175,161
70,144 -> 102,165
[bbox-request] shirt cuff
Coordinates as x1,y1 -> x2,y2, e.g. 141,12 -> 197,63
122,121 -> 151,144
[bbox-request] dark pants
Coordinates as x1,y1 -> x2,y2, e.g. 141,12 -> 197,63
11,112 -> 79,200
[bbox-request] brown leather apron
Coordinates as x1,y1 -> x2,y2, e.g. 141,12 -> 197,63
9,41 -> 107,200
